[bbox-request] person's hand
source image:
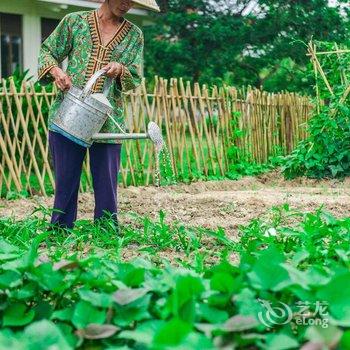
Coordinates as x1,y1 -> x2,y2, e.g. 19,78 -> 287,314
102,62 -> 123,79
50,66 -> 72,91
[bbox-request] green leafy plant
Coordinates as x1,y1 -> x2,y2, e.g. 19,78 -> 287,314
282,41 -> 350,179
226,111 -> 285,179
0,205 -> 350,349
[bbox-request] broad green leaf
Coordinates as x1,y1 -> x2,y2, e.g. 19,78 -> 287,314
1,234 -> 45,270
265,333 -> 299,350
291,250 -> 310,266
295,341 -> 323,350
194,323 -> 219,337
335,249 -> 349,263
129,257 -> 155,269
304,266 -> 331,287
241,333 -> 266,341
51,308 -> 74,322
317,272 -> 350,326
0,238 -> 19,254
197,303 -> 228,324
164,275 -> 204,320
113,287 -> 149,306
223,315 -> 260,332
210,272 -> 236,294
153,317 -> 192,346
176,275 -> 204,300
53,259 -> 79,271
0,253 -> 21,261
167,331 -> 215,350
0,329 -> 27,349
340,330 -> 350,349
305,325 -> 342,348
209,260 -> 238,276
0,270 -> 22,288
78,289 -> 113,308
72,301 -> 106,329
76,323 -> 119,339
56,323 -> 78,348
33,301 -> 53,321
234,288 -> 264,319
119,320 -> 165,345
24,319 -> 72,350
30,263 -> 67,293
207,292 -> 232,308
178,298 -> 196,324
113,294 -> 151,327
3,303 -> 35,327
116,263 -> 145,287
1,250 -> 36,271
247,245 -> 291,291
280,263 -> 310,290
143,272 -> 172,294
8,282 -> 37,299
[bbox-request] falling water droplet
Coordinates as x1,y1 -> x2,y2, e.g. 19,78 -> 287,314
148,121 -> 176,187
157,145 -> 176,186
154,147 -> 161,187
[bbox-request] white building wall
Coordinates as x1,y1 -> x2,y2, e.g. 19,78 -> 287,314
23,14 -> 42,80
0,0 -> 149,81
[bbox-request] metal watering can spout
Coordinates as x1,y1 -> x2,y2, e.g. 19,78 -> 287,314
51,68 -> 164,151
92,121 -> 164,152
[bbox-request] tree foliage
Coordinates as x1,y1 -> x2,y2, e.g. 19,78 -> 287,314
143,0 -> 349,92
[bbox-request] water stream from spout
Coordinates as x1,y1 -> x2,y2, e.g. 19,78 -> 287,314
103,118 -> 175,187
147,122 -> 175,187
154,144 -> 176,187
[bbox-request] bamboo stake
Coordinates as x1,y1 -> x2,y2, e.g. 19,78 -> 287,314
25,84 -> 55,188
196,83 -> 217,175
203,86 -> 224,175
179,78 -> 203,175
312,46 -> 321,115
306,49 -> 350,56
308,41 -> 334,96
0,93 -> 22,184
9,78 -> 47,195
161,78 -> 177,177
0,133 -> 22,191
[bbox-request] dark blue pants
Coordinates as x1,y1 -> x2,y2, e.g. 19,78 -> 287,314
48,130 -> 122,229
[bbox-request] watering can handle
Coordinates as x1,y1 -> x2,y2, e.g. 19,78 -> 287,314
81,69 -> 113,99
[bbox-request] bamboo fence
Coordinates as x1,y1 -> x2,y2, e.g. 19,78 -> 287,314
0,76 -> 314,197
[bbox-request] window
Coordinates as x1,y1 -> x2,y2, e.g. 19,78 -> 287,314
41,18 -> 60,43
0,13 -> 23,79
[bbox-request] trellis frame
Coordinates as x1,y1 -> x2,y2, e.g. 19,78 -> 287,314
307,40 -> 350,113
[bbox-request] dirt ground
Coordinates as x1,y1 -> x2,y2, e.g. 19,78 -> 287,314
0,169 -> 349,239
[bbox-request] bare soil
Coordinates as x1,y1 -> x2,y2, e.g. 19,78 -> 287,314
0,169 -> 349,240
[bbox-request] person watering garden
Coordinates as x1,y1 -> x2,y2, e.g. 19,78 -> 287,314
37,0 -> 160,230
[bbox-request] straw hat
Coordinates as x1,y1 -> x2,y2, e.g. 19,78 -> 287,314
132,0 -> 160,12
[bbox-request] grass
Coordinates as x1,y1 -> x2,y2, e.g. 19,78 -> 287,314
0,206 -> 234,267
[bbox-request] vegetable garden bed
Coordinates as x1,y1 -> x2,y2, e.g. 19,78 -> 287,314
0,170 -> 349,349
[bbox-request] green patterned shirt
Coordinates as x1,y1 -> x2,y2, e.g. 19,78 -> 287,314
37,9 -> 144,144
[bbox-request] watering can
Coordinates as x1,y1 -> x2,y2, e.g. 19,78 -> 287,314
50,69 -> 163,151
